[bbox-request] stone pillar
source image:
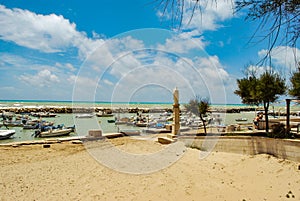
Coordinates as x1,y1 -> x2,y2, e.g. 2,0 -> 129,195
172,87 -> 180,135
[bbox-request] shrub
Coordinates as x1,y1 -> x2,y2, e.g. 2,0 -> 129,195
268,123 -> 292,138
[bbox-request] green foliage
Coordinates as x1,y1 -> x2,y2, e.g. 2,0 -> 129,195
289,63 -> 300,99
235,76 -> 260,105
235,68 -> 286,133
256,70 -> 287,104
184,96 -> 210,134
184,96 -> 210,116
268,123 -> 292,139
235,69 -> 286,106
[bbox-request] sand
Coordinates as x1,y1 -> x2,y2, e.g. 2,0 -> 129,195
1,137 -> 300,201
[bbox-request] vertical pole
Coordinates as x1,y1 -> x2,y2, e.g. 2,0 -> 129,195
172,87 -> 180,135
286,99 -> 291,135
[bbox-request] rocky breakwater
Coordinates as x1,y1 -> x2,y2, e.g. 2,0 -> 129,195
0,106 -> 173,114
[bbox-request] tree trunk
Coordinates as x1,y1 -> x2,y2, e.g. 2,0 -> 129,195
200,114 -> 207,134
264,101 -> 269,133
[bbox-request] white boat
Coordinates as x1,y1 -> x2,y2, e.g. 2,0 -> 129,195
235,118 -> 248,122
0,130 -> 15,140
36,128 -> 73,138
96,111 -> 114,117
75,113 -> 94,118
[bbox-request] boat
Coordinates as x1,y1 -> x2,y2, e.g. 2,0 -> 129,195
75,113 -> 94,118
107,119 -> 116,123
96,111 -> 114,117
235,118 -> 248,122
31,112 -> 57,118
34,128 -> 73,138
0,129 -> 15,140
33,124 -> 75,138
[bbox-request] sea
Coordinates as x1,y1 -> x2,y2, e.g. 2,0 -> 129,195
0,100 -> 299,144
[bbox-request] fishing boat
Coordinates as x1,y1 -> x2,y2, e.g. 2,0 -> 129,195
0,129 -> 15,140
33,124 -> 75,138
31,112 -> 57,118
96,111 -> 114,117
34,128 -> 73,138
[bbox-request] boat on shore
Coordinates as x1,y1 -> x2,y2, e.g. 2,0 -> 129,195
0,129 -> 15,140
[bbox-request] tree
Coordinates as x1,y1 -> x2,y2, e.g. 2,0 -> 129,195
235,0 -> 300,64
156,0 -> 300,64
235,68 -> 286,132
289,62 -> 300,99
184,96 -> 210,133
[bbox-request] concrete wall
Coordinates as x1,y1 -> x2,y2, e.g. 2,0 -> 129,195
180,136 -> 300,162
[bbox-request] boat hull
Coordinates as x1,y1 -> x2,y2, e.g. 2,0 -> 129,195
0,130 -> 16,140
39,129 -> 72,138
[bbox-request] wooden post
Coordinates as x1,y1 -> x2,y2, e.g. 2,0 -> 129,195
286,99 -> 291,135
172,87 -> 180,135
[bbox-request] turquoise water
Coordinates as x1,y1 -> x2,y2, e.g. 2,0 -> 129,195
0,99 -> 254,110
0,113 -> 134,144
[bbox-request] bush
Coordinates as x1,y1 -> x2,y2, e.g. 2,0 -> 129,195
268,123 -> 292,138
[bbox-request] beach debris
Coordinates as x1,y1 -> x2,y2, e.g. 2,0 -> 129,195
286,190 -> 295,198
71,140 -> 83,144
158,136 -> 175,144
88,129 -> 102,138
43,144 -> 51,148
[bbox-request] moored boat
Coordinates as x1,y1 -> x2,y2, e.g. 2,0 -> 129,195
96,111 -> 114,117
75,113 -> 94,118
34,128 -> 73,138
0,129 -> 15,140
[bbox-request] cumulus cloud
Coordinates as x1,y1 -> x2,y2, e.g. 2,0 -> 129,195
258,46 -> 300,71
182,0 -> 234,31
0,5 -> 103,58
19,69 -> 60,87
90,46 -> 231,103
157,31 -> 206,54
158,0 -> 235,32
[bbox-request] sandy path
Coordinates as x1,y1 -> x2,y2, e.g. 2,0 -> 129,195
0,137 -> 299,200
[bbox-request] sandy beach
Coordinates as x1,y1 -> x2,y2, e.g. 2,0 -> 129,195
1,137 -> 299,201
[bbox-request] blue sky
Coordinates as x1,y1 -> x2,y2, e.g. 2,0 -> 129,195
0,0 -> 299,104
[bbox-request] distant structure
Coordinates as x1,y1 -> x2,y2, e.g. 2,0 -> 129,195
172,87 -> 180,135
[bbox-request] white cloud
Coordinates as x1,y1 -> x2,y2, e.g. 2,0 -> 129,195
55,62 -> 77,72
157,31 -> 206,53
0,5 -> 103,58
92,47 -> 231,103
19,69 -> 60,87
183,0 -> 234,31
258,46 -> 300,71
158,0 -> 235,32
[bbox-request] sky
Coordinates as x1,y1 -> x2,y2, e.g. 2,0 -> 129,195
0,0 -> 299,104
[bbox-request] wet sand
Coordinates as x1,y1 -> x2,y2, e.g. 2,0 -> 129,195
1,137 -> 300,200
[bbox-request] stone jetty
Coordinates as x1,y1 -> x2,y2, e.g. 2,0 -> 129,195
0,105 -> 265,115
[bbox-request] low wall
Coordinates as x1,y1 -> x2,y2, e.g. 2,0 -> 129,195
180,136 -> 300,162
